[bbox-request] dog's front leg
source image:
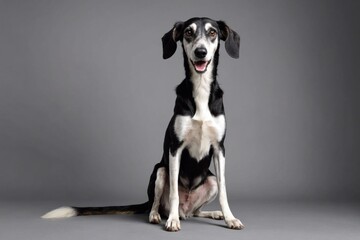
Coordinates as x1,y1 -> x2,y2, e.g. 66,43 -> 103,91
213,150 -> 245,230
165,149 -> 182,232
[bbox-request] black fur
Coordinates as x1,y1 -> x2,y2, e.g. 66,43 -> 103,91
73,203 -> 149,216
217,20 -> 240,59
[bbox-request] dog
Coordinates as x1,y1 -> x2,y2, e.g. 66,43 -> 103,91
42,17 -> 244,232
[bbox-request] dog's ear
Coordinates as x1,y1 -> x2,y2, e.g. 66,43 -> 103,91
217,21 -> 240,59
162,22 -> 184,59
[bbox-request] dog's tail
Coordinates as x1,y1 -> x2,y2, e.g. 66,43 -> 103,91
41,202 -> 150,219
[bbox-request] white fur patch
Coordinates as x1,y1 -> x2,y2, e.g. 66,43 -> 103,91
189,23 -> 197,32
192,70 -> 213,119
41,206 -> 77,219
174,114 -> 225,161
204,23 -> 213,31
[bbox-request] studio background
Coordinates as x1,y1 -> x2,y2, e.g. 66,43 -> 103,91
1,0 -> 359,205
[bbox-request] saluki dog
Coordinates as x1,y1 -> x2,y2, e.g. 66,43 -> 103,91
42,17 -> 244,232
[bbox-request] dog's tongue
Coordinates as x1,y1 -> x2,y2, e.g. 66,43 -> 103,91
194,61 -> 207,72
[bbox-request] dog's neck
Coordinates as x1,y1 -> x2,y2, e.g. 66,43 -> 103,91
182,47 -> 220,120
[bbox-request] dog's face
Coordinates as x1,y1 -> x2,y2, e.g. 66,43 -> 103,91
182,19 -> 220,73
162,17 -> 240,74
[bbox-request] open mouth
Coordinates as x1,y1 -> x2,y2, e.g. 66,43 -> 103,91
191,60 -> 210,73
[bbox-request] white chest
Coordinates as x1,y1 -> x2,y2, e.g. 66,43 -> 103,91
174,113 -> 225,161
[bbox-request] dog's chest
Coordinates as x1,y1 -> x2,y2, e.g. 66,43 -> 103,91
174,80 -> 225,161
175,114 -> 225,160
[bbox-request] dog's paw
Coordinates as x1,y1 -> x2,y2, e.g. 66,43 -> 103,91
211,211 -> 224,220
149,211 -> 161,224
225,218 -> 245,230
165,217 -> 181,232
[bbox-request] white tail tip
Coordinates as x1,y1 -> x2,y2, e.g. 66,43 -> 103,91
42,206 -> 77,219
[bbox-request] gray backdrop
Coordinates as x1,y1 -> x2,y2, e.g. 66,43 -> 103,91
1,0 -> 359,203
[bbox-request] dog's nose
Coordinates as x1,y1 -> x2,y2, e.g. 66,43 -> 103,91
194,47 -> 207,59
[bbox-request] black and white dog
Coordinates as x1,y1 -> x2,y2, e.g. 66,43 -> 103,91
43,17 -> 244,231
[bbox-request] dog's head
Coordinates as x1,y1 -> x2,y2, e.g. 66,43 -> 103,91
162,17 -> 240,74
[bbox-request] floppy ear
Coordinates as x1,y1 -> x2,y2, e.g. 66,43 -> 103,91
217,21 -> 240,59
162,22 -> 184,59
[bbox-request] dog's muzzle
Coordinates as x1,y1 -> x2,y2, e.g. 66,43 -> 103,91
192,47 -> 210,73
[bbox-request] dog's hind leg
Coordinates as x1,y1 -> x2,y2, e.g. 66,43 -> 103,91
193,175 -> 223,220
149,167 -> 166,224
194,210 -> 224,220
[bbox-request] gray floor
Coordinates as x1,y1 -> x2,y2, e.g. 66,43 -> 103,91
1,200 -> 359,240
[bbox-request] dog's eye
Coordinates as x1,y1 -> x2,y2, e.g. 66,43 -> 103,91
209,29 -> 217,37
184,29 -> 193,37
